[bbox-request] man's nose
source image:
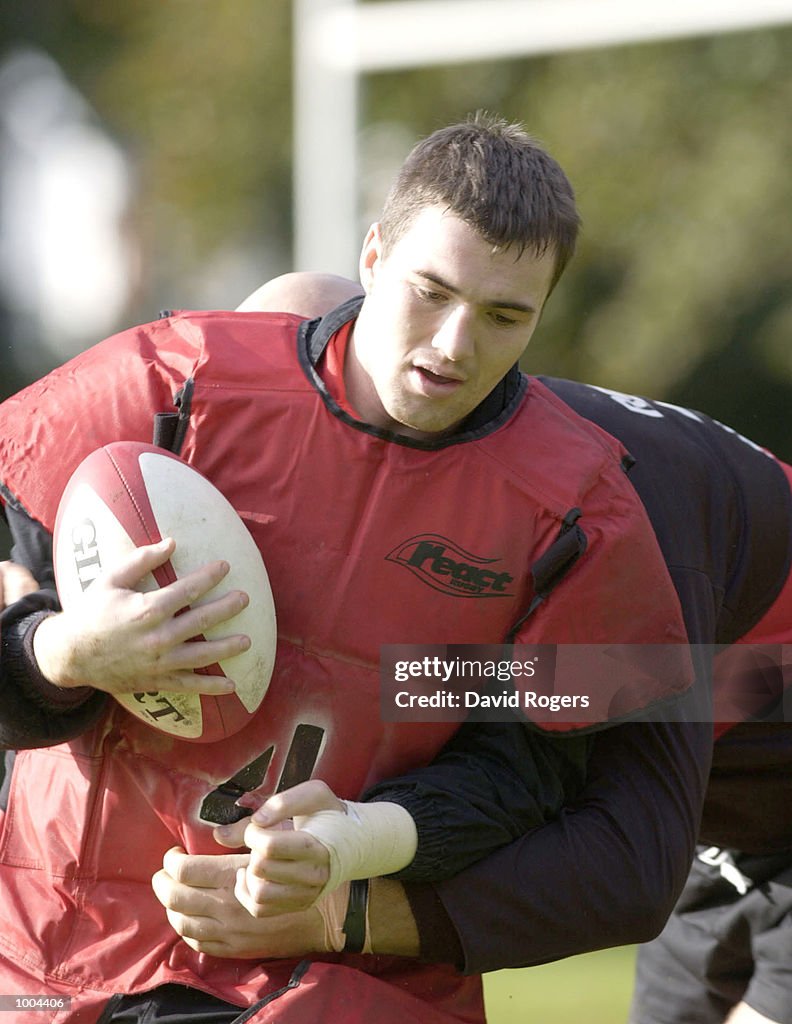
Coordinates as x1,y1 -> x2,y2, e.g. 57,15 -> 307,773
431,304 -> 474,361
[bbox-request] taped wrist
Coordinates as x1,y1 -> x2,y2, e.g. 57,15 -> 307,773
295,800 -> 418,896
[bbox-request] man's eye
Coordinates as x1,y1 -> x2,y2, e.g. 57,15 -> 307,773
416,287 -> 447,303
490,311 -> 518,327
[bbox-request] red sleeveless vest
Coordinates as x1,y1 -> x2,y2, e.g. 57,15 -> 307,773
0,310 -> 689,1020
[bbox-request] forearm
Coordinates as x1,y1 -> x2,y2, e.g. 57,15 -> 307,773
368,878 -> 421,956
233,717 -> 592,922
167,715 -> 706,971
231,716 -> 708,971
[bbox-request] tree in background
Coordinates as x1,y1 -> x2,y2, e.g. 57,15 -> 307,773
1,0 -> 791,457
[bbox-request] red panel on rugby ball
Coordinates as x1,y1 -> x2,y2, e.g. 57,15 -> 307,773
53,442 -> 276,742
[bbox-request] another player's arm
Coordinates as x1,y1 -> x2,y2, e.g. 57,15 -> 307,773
150,720 -> 586,959
206,719 -> 589,924
154,714 -> 709,968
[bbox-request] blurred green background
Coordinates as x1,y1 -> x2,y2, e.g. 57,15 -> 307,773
484,946 -> 637,1022
0,3 -> 789,1019
2,0 -> 791,457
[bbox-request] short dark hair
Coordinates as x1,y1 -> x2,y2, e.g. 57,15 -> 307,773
379,111 -> 580,293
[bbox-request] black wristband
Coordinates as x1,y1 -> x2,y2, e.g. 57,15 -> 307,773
342,878 -> 370,953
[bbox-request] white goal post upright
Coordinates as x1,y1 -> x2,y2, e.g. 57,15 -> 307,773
293,0 -> 792,277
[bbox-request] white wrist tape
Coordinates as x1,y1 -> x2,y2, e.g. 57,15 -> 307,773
295,800 -> 418,896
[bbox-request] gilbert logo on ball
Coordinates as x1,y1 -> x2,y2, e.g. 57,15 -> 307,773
53,442 -> 277,742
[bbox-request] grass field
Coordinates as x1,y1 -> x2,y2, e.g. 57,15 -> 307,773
483,945 -> 637,1023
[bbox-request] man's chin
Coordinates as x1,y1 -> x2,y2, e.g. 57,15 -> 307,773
386,408 -> 463,442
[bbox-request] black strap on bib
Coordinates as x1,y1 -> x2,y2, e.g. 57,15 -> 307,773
505,507 -> 587,643
152,377 -> 194,455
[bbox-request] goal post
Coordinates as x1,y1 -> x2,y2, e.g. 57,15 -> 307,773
293,0 -> 792,275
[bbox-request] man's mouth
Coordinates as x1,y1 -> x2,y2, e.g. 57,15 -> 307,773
414,364 -> 465,385
409,364 -> 466,398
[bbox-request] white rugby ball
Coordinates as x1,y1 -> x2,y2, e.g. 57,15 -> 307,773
52,441 -> 276,742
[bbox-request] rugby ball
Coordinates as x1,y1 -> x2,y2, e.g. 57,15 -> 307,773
53,441 -> 277,742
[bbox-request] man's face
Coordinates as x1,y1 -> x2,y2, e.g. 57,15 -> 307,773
348,205 -> 557,441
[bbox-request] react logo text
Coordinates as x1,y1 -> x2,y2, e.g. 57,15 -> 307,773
386,534 -> 515,598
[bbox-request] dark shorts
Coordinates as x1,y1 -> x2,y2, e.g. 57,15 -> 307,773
95,966 -> 310,1024
628,845 -> 792,1024
97,985 -> 243,1023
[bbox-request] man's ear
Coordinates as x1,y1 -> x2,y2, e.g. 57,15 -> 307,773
359,222 -> 383,293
